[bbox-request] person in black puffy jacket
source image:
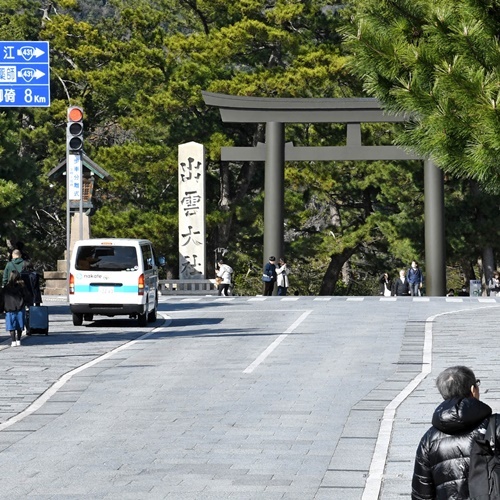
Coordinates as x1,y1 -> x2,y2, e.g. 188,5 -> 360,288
412,366 -> 497,499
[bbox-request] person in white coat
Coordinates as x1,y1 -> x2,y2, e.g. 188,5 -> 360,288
216,259 -> 233,296
275,257 -> 289,296
488,271 -> 500,297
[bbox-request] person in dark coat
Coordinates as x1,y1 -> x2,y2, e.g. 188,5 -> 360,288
263,256 -> 277,296
2,270 -> 29,347
407,260 -> 424,296
392,269 -> 410,296
21,261 -> 42,307
412,366 -> 497,499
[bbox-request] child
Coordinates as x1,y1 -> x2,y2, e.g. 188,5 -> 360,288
2,270 -> 29,347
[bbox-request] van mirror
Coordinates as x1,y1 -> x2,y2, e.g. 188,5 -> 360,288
158,256 -> 166,266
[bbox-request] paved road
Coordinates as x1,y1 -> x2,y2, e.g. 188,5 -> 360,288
0,296 -> 499,499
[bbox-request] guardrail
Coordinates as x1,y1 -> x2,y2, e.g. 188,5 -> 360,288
158,279 -> 218,295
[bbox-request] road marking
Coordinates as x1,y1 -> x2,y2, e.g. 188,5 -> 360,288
0,315 -> 172,432
361,306 -> 499,499
243,310 -> 312,374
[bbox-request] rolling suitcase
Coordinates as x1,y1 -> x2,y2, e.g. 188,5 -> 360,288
27,305 -> 49,335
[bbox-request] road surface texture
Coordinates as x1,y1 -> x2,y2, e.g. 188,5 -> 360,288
0,295 -> 498,499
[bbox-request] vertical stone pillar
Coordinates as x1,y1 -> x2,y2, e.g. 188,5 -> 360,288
424,159 -> 446,296
263,122 -> 285,269
178,142 -> 206,279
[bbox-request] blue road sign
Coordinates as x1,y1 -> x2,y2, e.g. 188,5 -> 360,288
0,41 -> 50,107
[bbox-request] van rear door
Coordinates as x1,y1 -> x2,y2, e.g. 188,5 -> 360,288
71,243 -> 142,305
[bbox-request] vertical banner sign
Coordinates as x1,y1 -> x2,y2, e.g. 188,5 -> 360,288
178,142 -> 206,279
68,154 -> 82,201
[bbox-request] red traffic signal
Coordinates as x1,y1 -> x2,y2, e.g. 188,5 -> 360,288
67,106 -> 83,152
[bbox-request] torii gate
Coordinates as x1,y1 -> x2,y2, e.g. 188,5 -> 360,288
202,92 -> 445,296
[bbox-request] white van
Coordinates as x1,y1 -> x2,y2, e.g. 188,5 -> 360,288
69,238 -> 162,326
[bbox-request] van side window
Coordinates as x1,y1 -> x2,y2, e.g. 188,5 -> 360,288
141,244 -> 154,270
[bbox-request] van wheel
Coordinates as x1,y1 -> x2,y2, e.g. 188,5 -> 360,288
147,307 -> 157,323
72,313 -> 83,326
83,314 -> 93,322
137,312 -> 147,327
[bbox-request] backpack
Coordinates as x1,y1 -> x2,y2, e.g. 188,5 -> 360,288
469,414 -> 500,499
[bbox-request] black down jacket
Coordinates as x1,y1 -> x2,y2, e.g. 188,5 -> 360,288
411,397 -> 496,499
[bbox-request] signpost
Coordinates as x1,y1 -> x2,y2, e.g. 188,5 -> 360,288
0,41 -> 50,107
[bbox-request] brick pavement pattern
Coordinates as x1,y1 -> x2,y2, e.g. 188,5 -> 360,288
0,297 -> 498,499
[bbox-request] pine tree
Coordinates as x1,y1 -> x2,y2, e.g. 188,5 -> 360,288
344,0 -> 500,190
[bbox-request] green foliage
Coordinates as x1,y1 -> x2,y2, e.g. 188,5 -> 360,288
0,0 -> 495,295
344,0 -> 500,190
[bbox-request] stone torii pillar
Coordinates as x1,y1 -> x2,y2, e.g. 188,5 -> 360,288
202,92 -> 446,296
264,122 -> 285,263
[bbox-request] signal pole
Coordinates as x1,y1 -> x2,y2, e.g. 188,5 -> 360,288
65,106 -> 84,298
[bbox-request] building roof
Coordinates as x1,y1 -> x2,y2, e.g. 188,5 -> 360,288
48,154 -> 114,181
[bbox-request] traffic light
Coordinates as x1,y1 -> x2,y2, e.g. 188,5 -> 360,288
67,106 -> 83,153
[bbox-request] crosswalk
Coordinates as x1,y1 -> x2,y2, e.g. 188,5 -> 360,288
159,295 -> 498,303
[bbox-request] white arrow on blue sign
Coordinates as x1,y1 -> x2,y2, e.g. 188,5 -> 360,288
0,41 -> 50,107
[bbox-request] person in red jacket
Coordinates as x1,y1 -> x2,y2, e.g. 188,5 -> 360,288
412,366 -> 496,499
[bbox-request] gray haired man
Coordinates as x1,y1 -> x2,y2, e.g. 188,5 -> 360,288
412,366 -> 498,499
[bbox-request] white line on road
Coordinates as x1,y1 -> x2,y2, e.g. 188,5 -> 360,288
0,315 -> 172,432
243,310 -> 312,374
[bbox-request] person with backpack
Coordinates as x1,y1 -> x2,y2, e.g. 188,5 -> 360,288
1,270 -> 30,347
2,248 -> 25,286
412,366 -> 498,499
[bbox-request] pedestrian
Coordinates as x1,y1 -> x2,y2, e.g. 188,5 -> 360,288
8,241 -> 29,261
379,273 -> 392,296
262,256 -> 277,296
446,288 -> 455,297
407,260 -> 423,296
2,249 -> 25,286
21,261 -> 42,307
216,259 -> 233,296
392,269 -> 410,296
488,271 -> 500,297
275,257 -> 289,296
412,366 -> 495,499
1,270 -> 29,347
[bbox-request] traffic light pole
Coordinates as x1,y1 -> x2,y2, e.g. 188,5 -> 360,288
66,106 -> 84,299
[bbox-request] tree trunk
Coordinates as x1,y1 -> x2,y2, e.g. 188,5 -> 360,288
458,258 -> 475,292
482,246 -> 495,295
319,247 -> 357,295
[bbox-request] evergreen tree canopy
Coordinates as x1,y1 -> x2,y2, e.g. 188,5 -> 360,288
0,0 -> 497,294
344,0 -> 500,191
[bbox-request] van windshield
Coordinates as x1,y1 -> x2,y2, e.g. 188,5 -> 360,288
75,246 -> 138,271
